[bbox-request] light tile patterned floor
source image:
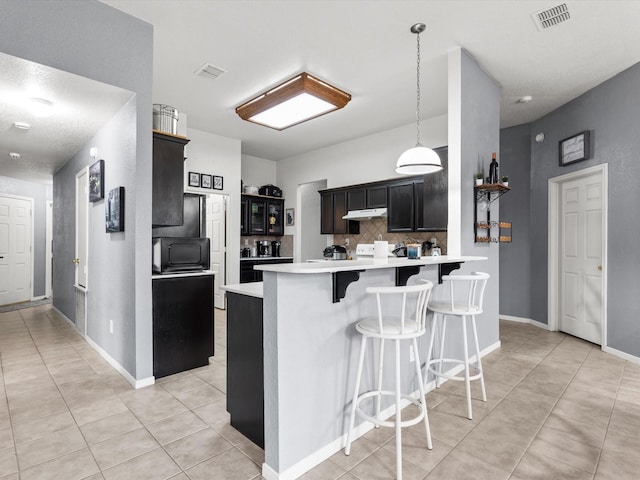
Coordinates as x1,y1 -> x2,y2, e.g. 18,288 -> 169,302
1,304 -> 639,479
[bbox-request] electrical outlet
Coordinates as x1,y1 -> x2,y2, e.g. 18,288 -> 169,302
109,320 -> 114,334
345,238 -> 350,246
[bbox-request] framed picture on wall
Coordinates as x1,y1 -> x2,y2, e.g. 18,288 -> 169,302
89,159 -> 104,202
201,174 -> 212,189
559,131 -> 591,166
188,171 -> 200,187
286,208 -> 295,226
105,187 -> 125,232
213,175 -> 223,190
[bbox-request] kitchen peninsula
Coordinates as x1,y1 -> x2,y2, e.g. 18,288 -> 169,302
224,255 -> 487,480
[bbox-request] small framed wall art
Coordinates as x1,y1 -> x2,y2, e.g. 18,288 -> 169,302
286,208 -> 295,226
201,174 -> 212,189
188,172 -> 200,187
213,175 -> 223,190
89,159 -> 104,202
105,187 -> 125,232
559,130 -> 590,166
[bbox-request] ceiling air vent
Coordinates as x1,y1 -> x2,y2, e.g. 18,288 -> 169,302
532,3 -> 571,31
194,63 -> 226,80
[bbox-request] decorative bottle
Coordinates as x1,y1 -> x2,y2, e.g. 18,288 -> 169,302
489,152 -> 499,184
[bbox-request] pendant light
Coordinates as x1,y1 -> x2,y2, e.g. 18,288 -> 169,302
396,23 -> 442,175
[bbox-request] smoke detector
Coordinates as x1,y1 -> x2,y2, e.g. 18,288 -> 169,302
9,152 -> 21,160
532,3 -> 571,31
517,95 -> 533,104
13,121 -> 31,130
194,63 -> 226,80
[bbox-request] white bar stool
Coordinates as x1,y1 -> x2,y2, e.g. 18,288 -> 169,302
345,281 -> 434,480
426,272 -> 489,420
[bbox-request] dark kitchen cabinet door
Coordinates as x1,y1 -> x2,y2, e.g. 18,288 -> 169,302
367,185 -> 387,208
347,188 -> 366,210
248,197 -> 267,235
320,191 -> 359,234
387,180 -> 415,232
152,274 -> 214,379
152,132 -> 189,226
266,199 -> 284,236
240,197 -> 249,235
415,147 -> 448,231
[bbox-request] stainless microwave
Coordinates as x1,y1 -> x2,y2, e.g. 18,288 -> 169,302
152,237 -> 210,274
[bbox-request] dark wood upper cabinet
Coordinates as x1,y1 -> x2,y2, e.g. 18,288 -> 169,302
347,188 -> 366,211
152,131 -> 189,227
367,185 -> 387,208
320,190 -> 359,235
387,180 -> 415,232
416,147 -> 448,231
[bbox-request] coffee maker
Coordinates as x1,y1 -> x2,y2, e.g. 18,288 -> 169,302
271,240 -> 281,257
258,240 -> 271,257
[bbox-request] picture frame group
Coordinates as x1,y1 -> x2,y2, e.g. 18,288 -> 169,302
189,171 -> 223,190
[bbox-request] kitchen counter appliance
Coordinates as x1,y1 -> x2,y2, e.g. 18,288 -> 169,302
323,245 -> 347,260
355,243 -> 396,259
258,240 -> 271,257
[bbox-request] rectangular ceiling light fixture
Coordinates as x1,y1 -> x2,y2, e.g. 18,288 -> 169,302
235,72 -> 351,130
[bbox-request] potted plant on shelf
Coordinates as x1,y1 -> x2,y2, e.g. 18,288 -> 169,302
475,173 -> 484,186
501,175 -> 509,186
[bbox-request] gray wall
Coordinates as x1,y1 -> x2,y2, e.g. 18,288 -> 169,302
0,0 -> 154,379
498,124 -> 532,318
528,61 -> 640,357
458,49 -> 501,348
0,176 -> 50,297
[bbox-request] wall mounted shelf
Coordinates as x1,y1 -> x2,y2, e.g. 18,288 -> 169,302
474,183 -> 511,243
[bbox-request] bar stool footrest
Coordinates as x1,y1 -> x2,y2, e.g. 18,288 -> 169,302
427,359 -> 483,381
354,390 -> 426,429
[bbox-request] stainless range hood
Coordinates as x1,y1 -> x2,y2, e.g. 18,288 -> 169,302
342,208 -> 387,220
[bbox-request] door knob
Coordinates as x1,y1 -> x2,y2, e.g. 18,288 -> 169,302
597,265 -> 602,271
72,258 -> 80,264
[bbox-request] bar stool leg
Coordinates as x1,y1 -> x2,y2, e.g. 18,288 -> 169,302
345,334 -> 368,455
375,338 -> 385,426
436,316 -> 448,388
461,316 -> 472,420
425,313 -> 438,387
412,338 -> 432,449
394,339 -> 402,480
471,315 -> 487,402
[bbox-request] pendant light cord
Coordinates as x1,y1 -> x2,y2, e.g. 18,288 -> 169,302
415,28 -> 422,147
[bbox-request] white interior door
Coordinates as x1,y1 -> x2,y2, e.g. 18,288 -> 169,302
206,194 -> 226,309
559,170 -> 604,344
75,168 -> 89,289
0,194 -> 33,306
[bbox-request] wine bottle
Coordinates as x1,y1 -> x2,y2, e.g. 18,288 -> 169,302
489,152 -> 499,184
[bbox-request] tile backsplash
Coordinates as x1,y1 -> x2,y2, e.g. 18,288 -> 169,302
333,217 -> 447,256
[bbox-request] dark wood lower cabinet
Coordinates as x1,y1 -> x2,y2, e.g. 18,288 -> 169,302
152,274 -> 214,379
226,292 -> 264,448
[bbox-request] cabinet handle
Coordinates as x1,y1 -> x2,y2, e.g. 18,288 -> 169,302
72,258 -> 80,264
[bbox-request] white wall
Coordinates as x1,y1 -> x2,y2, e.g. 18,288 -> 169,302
185,128 -> 242,285
276,115 -> 448,236
241,154 -> 277,188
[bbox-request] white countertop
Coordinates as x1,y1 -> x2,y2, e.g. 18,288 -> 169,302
222,282 -> 263,298
152,269 -> 217,279
254,255 -> 486,274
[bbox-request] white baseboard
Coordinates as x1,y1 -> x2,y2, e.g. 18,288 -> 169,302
500,314 -> 551,331
54,307 -> 155,389
603,346 -> 640,365
31,295 -> 46,301
261,339 -> 501,480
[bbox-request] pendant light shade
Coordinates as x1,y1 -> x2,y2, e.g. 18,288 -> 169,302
396,23 -> 442,175
396,145 -> 442,175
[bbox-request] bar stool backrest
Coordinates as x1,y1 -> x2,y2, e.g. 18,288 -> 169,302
441,272 -> 490,314
366,281 -> 434,335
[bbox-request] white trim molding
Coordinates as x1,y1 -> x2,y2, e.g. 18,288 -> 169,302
500,315 -> 551,331
603,346 -> 640,365
55,307 -> 155,389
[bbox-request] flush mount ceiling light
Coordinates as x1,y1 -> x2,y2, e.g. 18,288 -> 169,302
28,97 -> 54,117
235,72 -> 351,130
396,23 -> 442,175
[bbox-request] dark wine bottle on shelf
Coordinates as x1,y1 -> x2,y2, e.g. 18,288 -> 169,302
489,152 -> 499,184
